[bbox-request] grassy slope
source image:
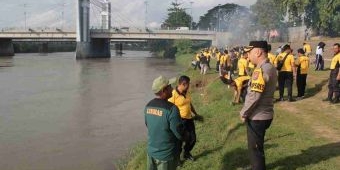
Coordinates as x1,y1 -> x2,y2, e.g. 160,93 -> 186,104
119,52 -> 340,170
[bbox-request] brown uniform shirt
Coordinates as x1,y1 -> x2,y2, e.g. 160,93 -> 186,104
240,60 -> 277,120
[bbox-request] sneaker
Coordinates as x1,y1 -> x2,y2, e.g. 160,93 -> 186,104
331,99 -> 340,104
276,98 -> 284,102
184,153 -> 195,161
296,97 -> 303,101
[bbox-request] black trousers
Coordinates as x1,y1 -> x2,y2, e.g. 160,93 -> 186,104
216,61 -> 220,71
296,74 -> 307,97
247,119 -> 272,170
327,69 -> 340,100
278,71 -> 293,98
315,54 -> 324,70
181,119 -> 196,154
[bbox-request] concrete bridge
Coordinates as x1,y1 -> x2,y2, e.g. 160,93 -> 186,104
0,0 -> 230,58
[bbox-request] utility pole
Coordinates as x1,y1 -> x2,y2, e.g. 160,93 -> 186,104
24,4 -> 27,30
218,4 -> 221,32
61,2 -> 65,30
144,1 -> 148,28
190,1 -> 193,30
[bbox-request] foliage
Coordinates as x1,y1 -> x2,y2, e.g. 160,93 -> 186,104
148,40 -> 173,53
197,3 -> 250,31
162,1 -> 192,29
273,0 -> 340,36
174,39 -> 193,54
251,0 -> 285,30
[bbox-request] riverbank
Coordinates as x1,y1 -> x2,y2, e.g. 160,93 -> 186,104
117,50 -> 340,170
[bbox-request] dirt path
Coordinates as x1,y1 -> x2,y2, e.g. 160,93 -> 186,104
277,82 -> 340,142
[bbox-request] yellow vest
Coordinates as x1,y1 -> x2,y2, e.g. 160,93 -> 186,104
297,56 -> 309,74
238,58 -> 248,76
275,52 -> 294,72
303,44 -> 312,53
234,76 -> 250,90
168,89 -> 192,119
330,53 -> 340,70
250,68 -> 265,93
268,53 -> 276,65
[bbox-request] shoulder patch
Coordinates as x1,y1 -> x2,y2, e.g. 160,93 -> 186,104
252,71 -> 259,80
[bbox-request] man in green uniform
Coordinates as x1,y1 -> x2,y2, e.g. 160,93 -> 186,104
145,76 -> 184,170
240,41 -> 277,170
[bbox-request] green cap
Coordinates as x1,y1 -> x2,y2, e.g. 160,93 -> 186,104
152,76 -> 176,93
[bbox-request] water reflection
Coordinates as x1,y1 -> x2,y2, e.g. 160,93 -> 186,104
0,51 -> 179,170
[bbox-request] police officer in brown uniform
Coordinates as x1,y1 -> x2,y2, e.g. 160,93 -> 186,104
240,41 -> 277,170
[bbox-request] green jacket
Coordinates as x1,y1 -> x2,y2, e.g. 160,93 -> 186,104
145,98 -> 183,161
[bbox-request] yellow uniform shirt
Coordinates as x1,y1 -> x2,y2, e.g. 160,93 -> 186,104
250,68 -> 265,93
275,52 -> 295,72
268,53 -> 276,65
234,76 -> 250,91
220,54 -> 230,66
296,56 -> 310,74
248,62 -> 255,69
195,54 -> 200,61
216,52 -> 221,61
204,52 -> 211,60
303,44 -> 312,53
168,89 -> 192,119
238,58 -> 248,76
330,53 -> 340,70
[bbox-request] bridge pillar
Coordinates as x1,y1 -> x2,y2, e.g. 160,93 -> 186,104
76,0 -> 111,59
0,38 -> 14,57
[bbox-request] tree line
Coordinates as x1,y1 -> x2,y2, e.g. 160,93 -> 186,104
162,0 -> 340,37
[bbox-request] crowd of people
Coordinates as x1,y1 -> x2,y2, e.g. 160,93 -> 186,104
144,40 -> 340,170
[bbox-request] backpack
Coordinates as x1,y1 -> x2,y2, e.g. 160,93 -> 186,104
276,53 -> 289,71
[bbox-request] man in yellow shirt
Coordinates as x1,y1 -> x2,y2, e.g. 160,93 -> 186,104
215,49 -> 221,72
238,53 -> 249,76
295,48 -> 310,100
219,50 -> 231,76
267,44 -> 276,65
230,75 -> 250,104
274,44 -> 296,101
303,42 -> 312,57
324,43 -> 340,103
168,75 -> 199,161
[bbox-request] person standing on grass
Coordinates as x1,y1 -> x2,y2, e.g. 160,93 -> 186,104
168,75 -> 199,162
240,41 -> 277,170
274,44 -> 296,102
323,43 -> 340,104
295,48 -> 310,100
145,76 -> 183,170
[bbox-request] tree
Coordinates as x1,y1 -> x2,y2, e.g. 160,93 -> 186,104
162,1 -> 192,29
197,3 -> 250,31
277,0 -> 340,36
251,0 -> 285,30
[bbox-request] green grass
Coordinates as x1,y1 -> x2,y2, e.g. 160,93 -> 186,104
117,54 -> 340,170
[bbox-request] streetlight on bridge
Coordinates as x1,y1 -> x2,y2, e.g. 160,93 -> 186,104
190,1 -> 194,30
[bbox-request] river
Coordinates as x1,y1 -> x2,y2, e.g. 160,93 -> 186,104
0,51 -> 179,170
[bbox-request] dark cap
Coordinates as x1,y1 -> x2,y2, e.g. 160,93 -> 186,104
282,44 -> 291,51
244,41 -> 268,52
297,48 -> 305,54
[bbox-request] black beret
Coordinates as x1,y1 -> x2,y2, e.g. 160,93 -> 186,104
244,41 -> 268,52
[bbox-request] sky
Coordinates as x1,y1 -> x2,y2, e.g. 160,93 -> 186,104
0,0 -> 256,30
